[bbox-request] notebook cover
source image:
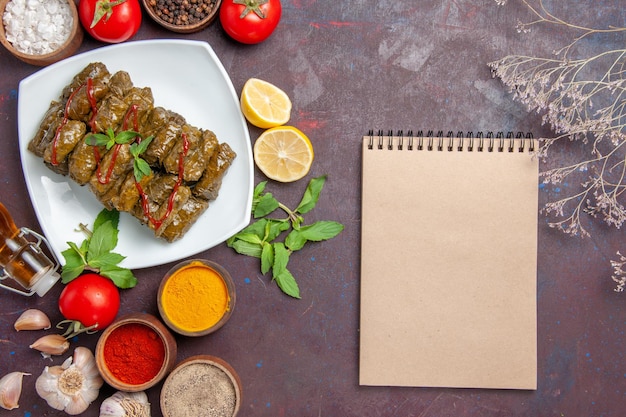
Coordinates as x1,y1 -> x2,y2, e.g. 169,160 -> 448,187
359,134 -> 538,389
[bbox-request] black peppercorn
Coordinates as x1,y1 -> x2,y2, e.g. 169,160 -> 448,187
149,0 -> 217,26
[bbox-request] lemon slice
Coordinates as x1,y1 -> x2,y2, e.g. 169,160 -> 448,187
253,126 -> 314,182
241,78 -> 292,129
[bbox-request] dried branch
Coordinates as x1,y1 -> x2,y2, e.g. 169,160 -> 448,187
490,0 -> 625,290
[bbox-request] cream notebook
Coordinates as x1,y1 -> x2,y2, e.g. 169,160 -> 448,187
359,131 -> 538,390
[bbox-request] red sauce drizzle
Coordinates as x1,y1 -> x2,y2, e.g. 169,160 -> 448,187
123,104 -> 139,131
96,145 -> 121,185
51,78 -> 97,166
135,133 -> 189,230
95,104 -> 139,185
51,79 -> 185,230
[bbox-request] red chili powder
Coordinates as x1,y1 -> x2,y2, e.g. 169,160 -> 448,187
103,323 -> 165,385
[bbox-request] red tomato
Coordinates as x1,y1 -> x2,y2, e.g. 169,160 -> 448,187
219,0 -> 281,44
78,0 -> 141,43
59,273 -> 120,330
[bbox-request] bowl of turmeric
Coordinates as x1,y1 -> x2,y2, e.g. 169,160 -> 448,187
158,259 -> 236,337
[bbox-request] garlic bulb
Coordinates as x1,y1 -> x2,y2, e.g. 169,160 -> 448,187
0,372 -> 30,410
36,346 -> 104,415
14,309 -> 51,331
30,334 -> 70,356
100,391 -> 151,417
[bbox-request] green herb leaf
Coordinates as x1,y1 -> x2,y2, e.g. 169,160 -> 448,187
115,130 -> 141,144
265,219 -> 291,241
300,221 -> 344,241
130,136 -> 154,182
133,158 -> 152,181
87,220 -> 118,260
275,269 -> 300,299
254,193 -> 280,218
228,175 -> 343,297
61,209 -> 137,289
131,135 -> 153,156
296,175 -> 326,214
230,239 -> 263,258
272,242 -> 290,277
261,242 -> 274,275
88,251 -> 126,269
93,208 -> 119,231
253,181 -> 267,200
99,264 -> 137,289
60,246 -> 86,283
285,229 -> 307,251
228,220 -> 268,245
233,233 -> 263,245
84,133 -> 110,147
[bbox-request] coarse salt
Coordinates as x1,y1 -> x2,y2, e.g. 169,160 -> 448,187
3,0 -> 72,55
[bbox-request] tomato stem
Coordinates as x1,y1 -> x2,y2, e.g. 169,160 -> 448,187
57,319 -> 100,339
91,0 -> 128,28
233,0 -> 269,19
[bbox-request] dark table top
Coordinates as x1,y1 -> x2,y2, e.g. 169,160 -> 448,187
1,1 -> 624,416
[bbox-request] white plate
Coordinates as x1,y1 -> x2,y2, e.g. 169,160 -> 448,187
18,40 -> 253,269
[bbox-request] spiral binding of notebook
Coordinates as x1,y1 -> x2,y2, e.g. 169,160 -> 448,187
366,129 -> 535,153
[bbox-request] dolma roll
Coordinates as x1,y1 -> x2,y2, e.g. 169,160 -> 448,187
42,120 -> 87,169
63,63 -> 111,123
61,62 -> 109,100
193,142 -> 237,201
68,139 -> 102,185
88,143 -> 134,199
143,111 -> 185,166
162,125 -> 218,182
131,173 -> 191,236
28,100 -> 64,157
159,196 -> 209,242
119,86 -> 154,131
110,171 -> 153,213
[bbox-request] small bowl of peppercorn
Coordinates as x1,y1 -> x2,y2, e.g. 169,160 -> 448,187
142,0 -> 222,33
0,0 -> 83,66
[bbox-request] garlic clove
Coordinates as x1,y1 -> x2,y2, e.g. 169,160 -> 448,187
100,391 -> 151,417
14,308 -> 52,331
36,347 -> 103,416
30,334 -> 70,356
66,395 -> 90,416
0,371 -> 30,410
35,366 -> 70,410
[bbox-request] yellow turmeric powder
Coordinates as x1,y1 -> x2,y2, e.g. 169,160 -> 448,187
161,261 -> 230,333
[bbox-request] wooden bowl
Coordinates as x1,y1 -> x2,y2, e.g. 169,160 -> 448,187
141,0 -> 221,34
157,259 -> 236,337
95,313 -> 177,392
161,355 -> 242,417
0,0 -> 83,66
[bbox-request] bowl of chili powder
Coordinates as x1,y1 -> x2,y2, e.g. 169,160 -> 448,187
95,313 -> 177,392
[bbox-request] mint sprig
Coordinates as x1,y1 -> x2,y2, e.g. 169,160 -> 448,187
85,128 -> 154,182
227,175 -> 344,298
130,135 -> 154,181
61,209 -> 137,289
85,127 -> 141,150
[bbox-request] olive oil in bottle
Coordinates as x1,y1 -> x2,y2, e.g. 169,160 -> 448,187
0,203 -> 60,296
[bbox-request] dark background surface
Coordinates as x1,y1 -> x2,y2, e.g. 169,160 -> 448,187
1,0 -> 624,416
